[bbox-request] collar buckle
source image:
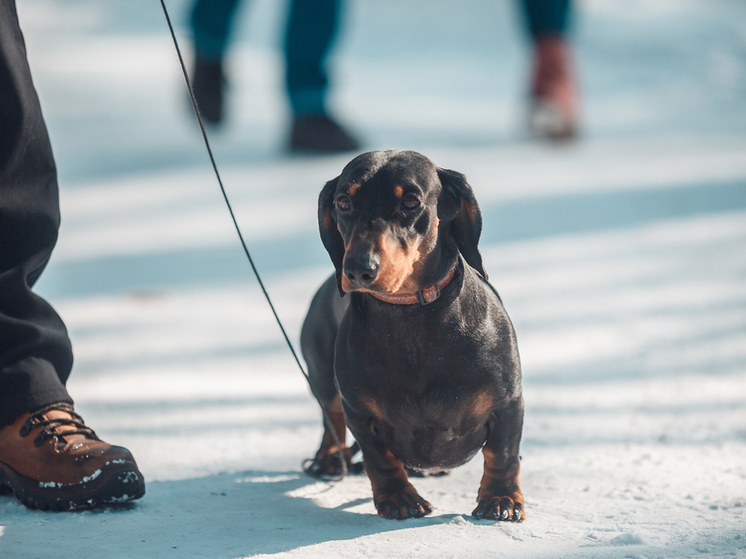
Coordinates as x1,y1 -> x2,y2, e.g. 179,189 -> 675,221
417,283 -> 440,305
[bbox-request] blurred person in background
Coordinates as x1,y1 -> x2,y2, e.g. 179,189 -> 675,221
0,0 -> 145,510
189,0 -> 579,149
522,0 -> 579,140
189,0 -> 360,153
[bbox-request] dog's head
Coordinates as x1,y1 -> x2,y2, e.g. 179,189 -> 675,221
318,150 -> 486,296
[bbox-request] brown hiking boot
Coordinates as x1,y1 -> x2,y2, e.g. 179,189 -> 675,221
0,403 -> 145,511
528,35 -> 579,141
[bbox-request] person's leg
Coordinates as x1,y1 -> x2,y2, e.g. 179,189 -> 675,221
520,0 -> 570,37
189,0 -> 243,124
0,0 -> 145,510
0,0 -> 73,427
190,0 -> 242,61
519,0 -> 578,140
284,0 -> 339,117
285,0 -> 358,152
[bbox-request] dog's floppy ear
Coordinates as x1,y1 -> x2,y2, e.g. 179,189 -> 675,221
318,176 -> 346,296
437,167 -> 488,279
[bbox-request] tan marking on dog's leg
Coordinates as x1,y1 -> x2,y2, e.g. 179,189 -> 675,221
474,446 -> 525,521
470,391 -> 495,418
366,449 -> 432,520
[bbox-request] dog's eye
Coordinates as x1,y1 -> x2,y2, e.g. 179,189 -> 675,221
336,195 -> 352,212
401,194 -> 420,210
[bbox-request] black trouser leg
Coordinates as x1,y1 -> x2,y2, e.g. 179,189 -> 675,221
0,0 -> 73,427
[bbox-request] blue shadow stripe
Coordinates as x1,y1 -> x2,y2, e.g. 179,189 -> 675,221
479,178 -> 746,244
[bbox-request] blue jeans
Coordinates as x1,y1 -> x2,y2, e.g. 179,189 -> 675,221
190,0 -> 341,117
520,0 -> 572,37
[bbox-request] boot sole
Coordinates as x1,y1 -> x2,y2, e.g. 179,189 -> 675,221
0,460 -> 145,511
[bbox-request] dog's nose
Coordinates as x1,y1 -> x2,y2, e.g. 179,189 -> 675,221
343,254 -> 380,288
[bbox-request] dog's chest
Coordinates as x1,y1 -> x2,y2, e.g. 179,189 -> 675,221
336,315 -> 502,413
338,298 -> 504,385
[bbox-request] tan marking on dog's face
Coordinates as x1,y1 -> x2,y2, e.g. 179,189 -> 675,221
372,232 -> 423,293
393,185 -> 404,199
340,233 -> 358,293
392,215 -> 439,292
348,182 -> 360,197
337,232 -> 366,293
340,215 -> 441,294
340,271 -> 354,292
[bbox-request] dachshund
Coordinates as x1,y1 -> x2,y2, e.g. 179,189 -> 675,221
300,150 -> 524,521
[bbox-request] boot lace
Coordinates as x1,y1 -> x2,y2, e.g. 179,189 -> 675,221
19,403 -> 98,449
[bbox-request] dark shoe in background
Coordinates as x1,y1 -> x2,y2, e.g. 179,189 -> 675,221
528,35 -> 579,141
290,114 -> 360,154
0,403 -> 145,511
191,56 -> 226,125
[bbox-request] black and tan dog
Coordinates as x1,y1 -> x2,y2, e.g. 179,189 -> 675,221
300,150 -> 524,521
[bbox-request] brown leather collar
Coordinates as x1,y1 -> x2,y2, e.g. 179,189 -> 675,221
369,262 -> 458,306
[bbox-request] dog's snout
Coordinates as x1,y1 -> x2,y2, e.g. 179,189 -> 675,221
343,253 -> 380,288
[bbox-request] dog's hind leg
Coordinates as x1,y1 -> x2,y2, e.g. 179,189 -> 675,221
304,394 -> 362,477
301,275 -> 358,477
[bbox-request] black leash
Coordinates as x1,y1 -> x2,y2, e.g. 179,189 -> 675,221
157,0 -> 354,480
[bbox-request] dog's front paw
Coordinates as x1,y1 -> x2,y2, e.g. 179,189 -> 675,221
472,493 -> 525,522
373,483 -> 432,520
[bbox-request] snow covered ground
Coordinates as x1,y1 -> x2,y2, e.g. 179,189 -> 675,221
2,0 -> 745,557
